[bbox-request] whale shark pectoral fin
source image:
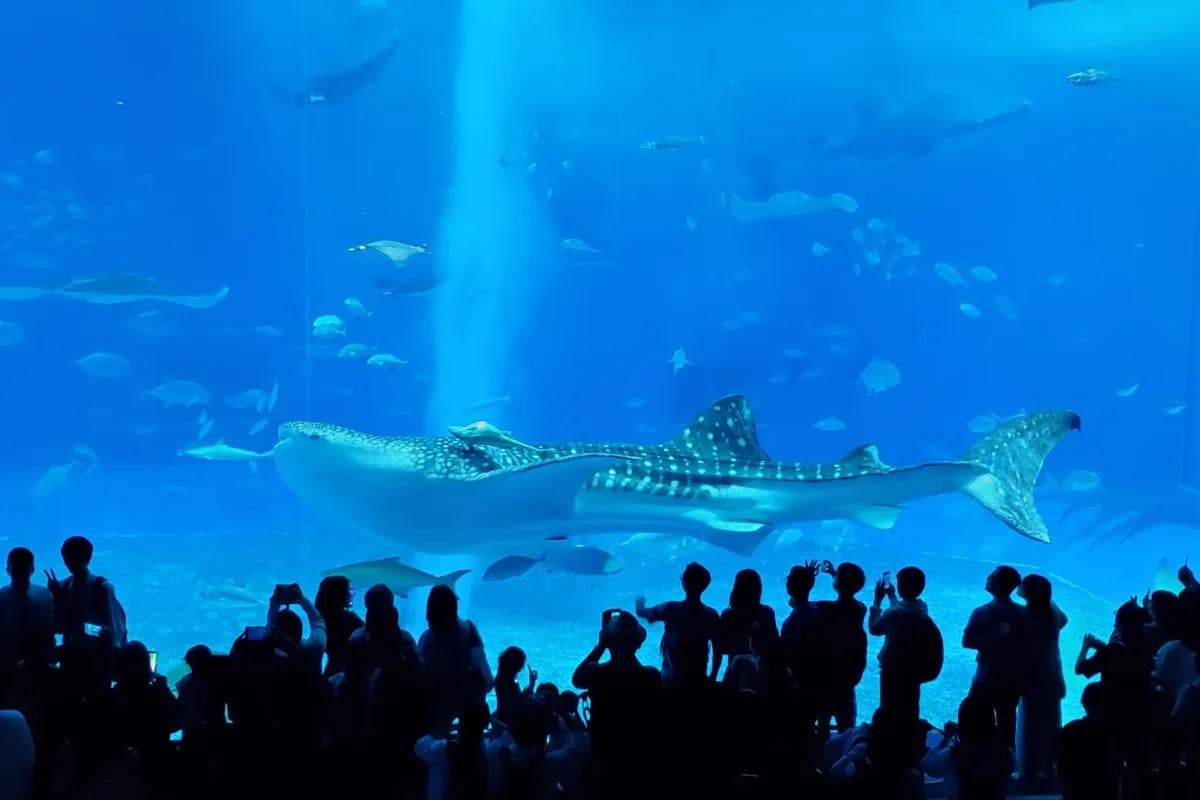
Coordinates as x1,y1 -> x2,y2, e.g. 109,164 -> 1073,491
851,505 -> 903,530
478,455 -> 629,520
680,509 -> 773,556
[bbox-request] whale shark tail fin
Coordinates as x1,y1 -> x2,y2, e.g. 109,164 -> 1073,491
959,410 -> 1081,543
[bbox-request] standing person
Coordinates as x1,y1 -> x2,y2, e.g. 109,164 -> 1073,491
868,566 -> 940,722
1014,574 -> 1068,789
635,562 -> 719,688
963,565 -> 1028,749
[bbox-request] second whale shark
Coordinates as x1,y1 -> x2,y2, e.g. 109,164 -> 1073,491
265,395 -> 1081,557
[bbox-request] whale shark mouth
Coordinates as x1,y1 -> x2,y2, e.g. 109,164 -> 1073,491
270,396 -> 1080,557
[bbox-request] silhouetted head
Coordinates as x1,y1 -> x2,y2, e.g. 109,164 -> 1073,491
1081,681 -> 1104,718
1114,598 -> 1148,638
1150,590 -> 1181,625
956,696 -> 998,744
604,609 -> 647,657
986,565 -> 1022,598
729,569 -> 763,611
681,562 -> 711,597
510,702 -> 552,749
1018,573 -> 1052,613
456,698 -> 490,741
364,583 -> 395,613
534,681 -> 559,704
60,535 -> 94,577
896,566 -> 925,601
315,575 -> 353,618
498,645 -> 527,677
834,562 -> 866,598
116,641 -> 153,686
6,547 -> 34,588
184,644 -> 212,676
366,602 -> 399,638
274,608 -> 304,645
426,584 -> 459,631
786,564 -> 817,601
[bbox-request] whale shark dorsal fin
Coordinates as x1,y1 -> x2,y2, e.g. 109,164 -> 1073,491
670,395 -> 770,461
838,444 -> 891,472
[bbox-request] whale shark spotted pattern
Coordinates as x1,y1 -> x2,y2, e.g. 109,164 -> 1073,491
269,395 -> 1081,557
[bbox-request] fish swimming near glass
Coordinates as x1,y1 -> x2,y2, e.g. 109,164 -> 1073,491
279,34 -> 402,106
262,394 -> 1081,556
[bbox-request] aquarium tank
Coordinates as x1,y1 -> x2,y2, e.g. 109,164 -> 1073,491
0,0 -> 1198,727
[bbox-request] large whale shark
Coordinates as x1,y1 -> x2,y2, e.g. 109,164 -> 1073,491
270,395 -> 1080,556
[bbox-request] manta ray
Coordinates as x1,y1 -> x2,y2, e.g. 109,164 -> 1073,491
268,395 -> 1081,557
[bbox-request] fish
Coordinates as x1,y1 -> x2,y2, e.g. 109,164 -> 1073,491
320,557 -> 469,598
344,297 -> 372,318
366,353 -> 408,369
0,321 -> 25,347
561,238 -> 601,254
960,303 -> 981,319
935,262 -> 966,288
268,394 -> 1080,555
45,273 -> 229,309
1030,0 -> 1073,8
1060,469 -> 1101,493
349,240 -> 429,263
640,132 -> 710,150
667,348 -> 691,374
858,356 -> 901,395
813,416 -> 846,431
146,380 -> 212,408
280,35 -> 402,106
1117,384 -> 1139,398
125,310 -> 177,337
199,584 -> 267,610
223,389 -> 269,411
811,243 -> 831,258
253,325 -> 285,337
75,352 -> 133,379
729,191 -> 858,223
1165,404 -> 1186,416
969,266 -> 998,283
482,544 -> 624,581
249,419 -> 270,436
312,314 -> 346,338
821,95 -> 1032,169
339,343 -> 375,360
178,441 -> 273,462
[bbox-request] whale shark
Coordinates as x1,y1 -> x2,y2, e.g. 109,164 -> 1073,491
269,395 -> 1080,557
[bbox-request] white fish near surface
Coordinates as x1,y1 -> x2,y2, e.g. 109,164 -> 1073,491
178,441 -> 273,462
366,353 -> 408,369
813,416 -> 846,431
0,321 -> 25,346
667,348 -> 691,374
312,314 -> 346,338
75,352 -> 133,379
338,343 -> 375,360
970,266 -> 998,283
561,238 -> 601,253
935,262 -> 967,288
343,297 -> 371,319
1116,383 -> 1139,398
146,379 -> 211,407
266,395 -> 1081,556
994,296 -> 1020,320
960,303 -> 981,319
729,191 -> 858,222
223,390 -> 268,411
321,557 -> 468,597
1061,469 -> 1101,493
857,357 -> 901,395
1165,404 -> 1186,416
125,309 -> 177,337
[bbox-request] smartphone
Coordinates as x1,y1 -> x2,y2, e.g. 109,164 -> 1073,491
881,571 -> 893,588
54,633 -> 64,648
601,608 -> 621,627
83,622 -> 103,637
149,651 -> 158,672
245,625 -> 271,642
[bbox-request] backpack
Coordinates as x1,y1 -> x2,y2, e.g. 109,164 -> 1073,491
92,576 -> 128,647
912,616 -> 944,684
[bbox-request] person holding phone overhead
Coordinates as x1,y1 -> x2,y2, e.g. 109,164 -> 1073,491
266,582 -> 327,677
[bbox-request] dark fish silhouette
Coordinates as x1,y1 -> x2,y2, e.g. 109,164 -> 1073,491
282,35 -> 402,106
1029,0 -> 1073,8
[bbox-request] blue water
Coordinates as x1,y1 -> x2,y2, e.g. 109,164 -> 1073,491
1,0 -> 1198,726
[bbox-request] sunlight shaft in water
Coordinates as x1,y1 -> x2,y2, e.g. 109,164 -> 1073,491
428,0 -> 537,436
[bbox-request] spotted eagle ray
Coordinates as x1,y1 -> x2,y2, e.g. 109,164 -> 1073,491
269,395 -> 1080,556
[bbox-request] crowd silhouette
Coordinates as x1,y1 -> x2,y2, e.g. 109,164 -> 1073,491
2,536 -> 1200,799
